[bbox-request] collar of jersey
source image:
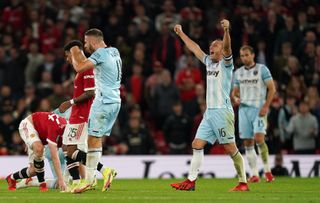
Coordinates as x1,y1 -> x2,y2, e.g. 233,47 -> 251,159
244,63 -> 256,70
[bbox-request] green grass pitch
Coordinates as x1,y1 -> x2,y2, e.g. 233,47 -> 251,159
0,178 -> 319,203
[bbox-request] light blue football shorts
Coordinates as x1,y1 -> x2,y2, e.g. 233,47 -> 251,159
238,105 -> 267,139
195,108 -> 235,144
88,99 -> 121,137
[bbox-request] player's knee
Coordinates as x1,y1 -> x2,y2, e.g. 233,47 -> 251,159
32,143 -> 44,157
88,136 -> 102,148
191,139 -> 206,149
243,139 -> 254,147
254,134 -> 265,144
67,145 -> 78,158
28,166 -> 36,176
223,143 -> 238,155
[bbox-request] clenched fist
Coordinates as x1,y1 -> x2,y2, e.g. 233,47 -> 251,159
220,19 -> 230,31
174,24 -> 183,36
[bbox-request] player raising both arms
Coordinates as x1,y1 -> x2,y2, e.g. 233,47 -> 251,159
231,45 -> 276,183
68,29 -> 121,193
6,112 -> 67,192
170,20 -> 249,192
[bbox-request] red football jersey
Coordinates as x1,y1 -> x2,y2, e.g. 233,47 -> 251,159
32,112 -> 67,146
69,68 -> 95,124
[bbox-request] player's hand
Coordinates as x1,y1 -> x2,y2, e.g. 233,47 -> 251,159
58,101 -> 72,113
57,179 -> 67,191
232,97 -> 241,107
220,19 -> 230,31
259,105 -> 268,116
174,24 -> 183,36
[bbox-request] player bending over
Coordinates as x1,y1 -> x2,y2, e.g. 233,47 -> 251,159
16,144 -> 66,189
6,112 -> 67,192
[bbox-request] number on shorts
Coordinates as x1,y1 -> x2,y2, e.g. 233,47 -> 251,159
258,119 -> 264,127
68,127 -> 77,138
218,128 -> 226,137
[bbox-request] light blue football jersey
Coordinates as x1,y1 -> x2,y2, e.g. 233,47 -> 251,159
233,63 -> 273,108
52,108 -> 71,120
88,47 -> 122,104
203,54 -> 234,109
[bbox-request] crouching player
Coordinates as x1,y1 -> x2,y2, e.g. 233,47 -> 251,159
6,112 -> 67,192
16,145 -> 67,189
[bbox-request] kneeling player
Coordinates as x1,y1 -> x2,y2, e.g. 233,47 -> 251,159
6,112 -> 67,192
16,145 -> 67,189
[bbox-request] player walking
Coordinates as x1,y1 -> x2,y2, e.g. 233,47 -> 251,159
231,45 -> 276,183
68,29 -> 121,193
58,40 -> 111,192
170,19 -> 249,192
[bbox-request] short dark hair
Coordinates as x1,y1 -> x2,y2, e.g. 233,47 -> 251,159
240,45 -> 255,54
85,28 -> 104,40
64,40 -> 83,52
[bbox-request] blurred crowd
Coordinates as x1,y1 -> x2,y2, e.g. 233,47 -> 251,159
0,0 -> 319,155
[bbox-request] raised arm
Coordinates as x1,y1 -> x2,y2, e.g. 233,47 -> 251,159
174,24 -> 206,63
70,46 -> 94,73
221,19 -> 232,64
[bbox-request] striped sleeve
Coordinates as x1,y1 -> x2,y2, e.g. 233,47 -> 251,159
202,54 -> 209,66
222,54 -> 233,68
88,48 -> 103,66
261,65 -> 273,81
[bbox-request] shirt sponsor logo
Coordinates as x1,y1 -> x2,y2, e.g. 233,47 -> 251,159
239,79 -> 258,84
207,70 -> 219,77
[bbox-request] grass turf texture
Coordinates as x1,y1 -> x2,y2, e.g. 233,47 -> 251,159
0,178 -> 319,203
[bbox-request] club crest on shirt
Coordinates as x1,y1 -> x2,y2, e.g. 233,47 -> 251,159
253,70 -> 258,75
30,133 -> 36,138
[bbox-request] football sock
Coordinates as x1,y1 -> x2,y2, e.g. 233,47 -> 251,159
245,146 -> 259,176
86,148 -> 102,183
187,149 -> 204,181
231,150 -> 247,183
71,149 -> 87,165
66,156 -> 80,181
12,167 -> 30,180
257,142 -> 271,172
72,149 -> 104,173
34,157 -> 45,183
97,162 -> 105,174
